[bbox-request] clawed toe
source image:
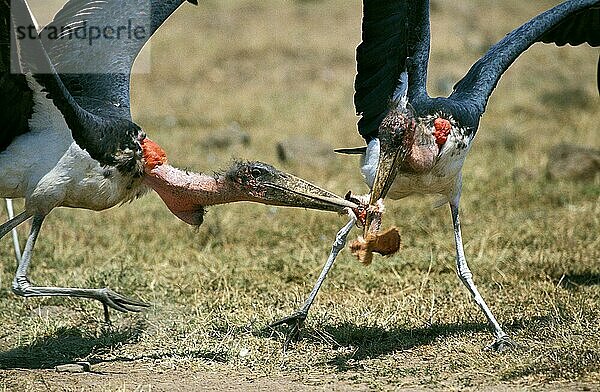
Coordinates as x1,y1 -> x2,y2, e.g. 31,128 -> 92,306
99,288 -> 150,323
485,335 -> 516,352
269,311 -> 306,328
100,288 -> 150,313
269,311 -> 308,349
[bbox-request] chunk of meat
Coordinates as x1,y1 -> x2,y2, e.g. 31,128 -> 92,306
344,196 -> 401,265
350,226 -> 401,265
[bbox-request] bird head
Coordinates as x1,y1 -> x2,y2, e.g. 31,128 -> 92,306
368,105 -> 416,205
225,161 -> 357,213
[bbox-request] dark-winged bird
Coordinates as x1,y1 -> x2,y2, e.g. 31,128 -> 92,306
0,0 -> 356,321
273,0 -> 599,350
348,0 -> 599,350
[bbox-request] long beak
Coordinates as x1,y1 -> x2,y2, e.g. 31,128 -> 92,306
364,139 -> 404,231
369,140 -> 403,205
262,173 -> 357,213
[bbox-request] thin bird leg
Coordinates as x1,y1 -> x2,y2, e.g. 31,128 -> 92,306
12,215 -> 150,323
5,199 -> 22,264
270,216 -> 356,348
450,195 -> 514,351
0,210 -> 31,240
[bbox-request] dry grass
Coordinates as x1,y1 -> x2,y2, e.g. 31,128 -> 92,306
1,0 -> 599,390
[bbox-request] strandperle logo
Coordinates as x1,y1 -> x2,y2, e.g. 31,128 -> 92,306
10,0 -> 152,74
15,19 -> 148,47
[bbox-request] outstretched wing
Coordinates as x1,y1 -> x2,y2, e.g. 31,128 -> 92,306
11,0 -> 143,171
540,4 -> 600,46
8,0 -> 195,171
450,0 -> 599,114
354,0 -> 430,141
0,0 -> 34,152
42,0 -> 197,119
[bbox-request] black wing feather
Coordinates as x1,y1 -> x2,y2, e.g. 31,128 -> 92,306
354,0 -> 431,141
10,0 -> 141,171
450,0 -> 600,114
354,1 -> 410,140
6,0 -> 195,171
540,5 -> 600,46
0,0 -> 33,153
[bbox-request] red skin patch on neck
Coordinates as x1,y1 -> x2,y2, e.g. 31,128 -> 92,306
433,118 -> 451,147
142,138 -> 168,171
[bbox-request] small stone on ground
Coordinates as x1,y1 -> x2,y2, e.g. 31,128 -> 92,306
55,362 -> 91,373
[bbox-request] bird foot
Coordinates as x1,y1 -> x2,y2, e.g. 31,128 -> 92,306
98,288 -> 150,317
484,334 -> 516,352
269,310 -> 308,350
11,280 -> 150,323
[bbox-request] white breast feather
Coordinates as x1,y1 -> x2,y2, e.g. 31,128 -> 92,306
360,138 -> 380,189
0,76 -> 145,215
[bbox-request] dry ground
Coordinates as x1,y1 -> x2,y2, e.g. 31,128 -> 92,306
1,0 -> 599,390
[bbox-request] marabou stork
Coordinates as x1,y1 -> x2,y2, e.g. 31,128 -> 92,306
272,0 -> 599,350
0,0 -> 357,321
